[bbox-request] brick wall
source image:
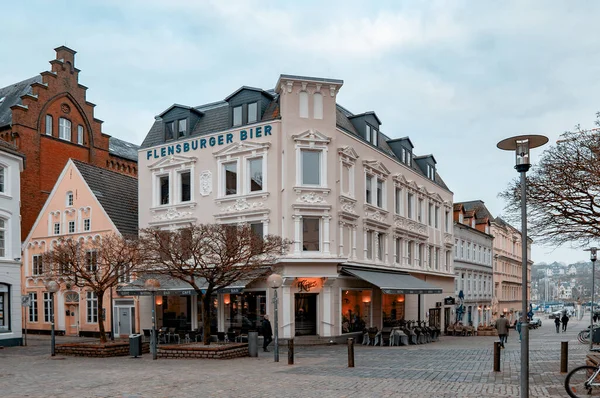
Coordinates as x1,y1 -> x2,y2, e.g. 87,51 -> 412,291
158,343 -> 249,359
55,341 -> 150,357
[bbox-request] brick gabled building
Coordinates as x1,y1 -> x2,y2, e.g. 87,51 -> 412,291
0,46 -> 138,240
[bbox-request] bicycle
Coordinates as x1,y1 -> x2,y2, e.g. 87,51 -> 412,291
565,349 -> 600,397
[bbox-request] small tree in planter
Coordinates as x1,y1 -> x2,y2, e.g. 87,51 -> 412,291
42,233 -> 144,343
140,224 -> 289,345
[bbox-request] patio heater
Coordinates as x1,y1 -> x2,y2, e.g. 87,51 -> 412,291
497,134 -> 548,398
267,273 -> 283,362
145,278 -> 161,360
585,247 -> 598,350
44,280 -> 60,356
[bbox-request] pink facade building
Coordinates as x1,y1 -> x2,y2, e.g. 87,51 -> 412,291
22,159 -> 138,337
136,75 -> 455,340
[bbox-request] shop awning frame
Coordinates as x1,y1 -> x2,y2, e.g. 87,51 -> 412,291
341,267 -> 443,294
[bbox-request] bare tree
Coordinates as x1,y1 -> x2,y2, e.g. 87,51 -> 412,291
42,233 -> 144,343
140,224 -> 290,345
499,112 -> 600,247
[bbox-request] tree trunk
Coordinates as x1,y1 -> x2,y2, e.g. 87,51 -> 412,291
97,290 -> 107,343
202,287 -> 214,345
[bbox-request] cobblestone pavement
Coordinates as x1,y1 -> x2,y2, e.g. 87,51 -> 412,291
0,317 -> 592,397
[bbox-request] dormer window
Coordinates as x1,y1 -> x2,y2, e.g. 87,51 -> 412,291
426,164 -> 435,181
233,106 -> 243,127
401,148 -> 412,166
178,119 -> 187,138
366,124 -> 378,146
248,102 -> 258,124
165,121 -> 174,140
165,119 -> 187,140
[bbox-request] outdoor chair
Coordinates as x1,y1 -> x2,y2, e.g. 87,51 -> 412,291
226,332 -> 237,343
446,324 -> 454,336
217,332 -> 226,343
142,329 -> 151,342
168,327 -> 180,344
362,330 -> 370,345
179,331 -> 190,344
237,328 -> 248,343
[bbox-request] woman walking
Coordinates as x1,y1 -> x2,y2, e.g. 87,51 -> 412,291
554,316 -> 561,333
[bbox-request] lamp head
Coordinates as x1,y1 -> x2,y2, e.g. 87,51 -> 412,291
585,247 -> 598,262
497,134 -> 548,172
45,280 -> 60,293
266,273 -> 283,289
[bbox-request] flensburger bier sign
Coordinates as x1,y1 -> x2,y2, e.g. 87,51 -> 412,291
146,124 -> 273,160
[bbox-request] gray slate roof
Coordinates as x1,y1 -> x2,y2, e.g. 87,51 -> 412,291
457,200 -> 494,221
109,136 -> 139,161
0,76 -> 42,128
0,140 -> 26,162
72,160 -> 138,237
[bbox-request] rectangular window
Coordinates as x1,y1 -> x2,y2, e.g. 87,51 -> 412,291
177,119 -> 187,138
165,121 -> 174,140
445,211 -> 450,232
418,199 -> 423,223
428,203 -> 433,226
86,250 -> 98,273
68,221 -> 75,234
233,106 -> 242,127
467,243 -> 471,260
376,179 -> 384,208
250,222 -> 263,239
1,290 -> 9,329
53,222 -> 60,235
77,125 -> 84,144
58,118 -> 71,141
365,125 -> 372,143
407,241 -> 412,265
407,193 -> 413,219
117,265 -> 131,283
180,171 -> 191,202
0,167 -> 4,193
248,102 -> 258,124
33,255 -> 43,275
83,218 -> 91,232
159,175 -> 169,204
45,115 -> 53,135
435,248 -> 440,270
67,192 -> 74,206
395,188 -> 402,215
87,292 -> 98,323
377,233 -> 384,261
366,231 -> 373,260
301,150 -> 320,186
435,207 -> 440,228
365,176 -> 372,204
395,238 -> 401,264
223,162 -> 238,195
0,219 -> 4,258
248,158 -> 263,192
43,292 -> 52,323
302,217 -> 320,251
29,292 -> 38,322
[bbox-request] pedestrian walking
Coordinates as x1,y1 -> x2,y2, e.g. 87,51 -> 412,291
594,312 -> 598,323
554,317 -> 561,333
516,320 -> 522,342
494,314 -> 510,348
261,315 -> 273,352
561,313 -> 569,332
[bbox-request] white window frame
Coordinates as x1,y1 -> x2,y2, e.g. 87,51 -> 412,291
428,203 -> 434,227
407,193 -> 414,219
0,165 -> 5,194
68,220 -> 75,234
376,178 -> 385,209
302,216 -> 322,252
293,130 -> 330,188
338,146 -> 358,199
32,254 -> 43,276
435,206 -> 440,229
86,250 -> 98,273
86,291 -> 98,323
83,218 -> 91,232
417,198 -> 423,223
45,114 -> 53,135
43,292 -> 52,323
246,156 -> 265,193
366,230 -> 373,260
394,237 -> 401,264
221,160 -> 240,197
66,191 -> 74,207
156,173 -> 170,206
177,169 -> 193,203
395,187 -> 402,215
300,149 -> 322,187
365,175 -> 373,205
248,102 -> 258,124
77,125 -> 84,145
53,222 -> 60,235
232,105 -> 243,127
0,218 -> 5,258
58,117 -> 72,141
29,292 -> 38,322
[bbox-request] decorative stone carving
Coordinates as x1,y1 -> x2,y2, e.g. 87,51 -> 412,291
61,103 -> 71,114
220,198 -> 264,213
297,192 -> 325,204
199,171 -> 212,196
368,211 -> 386,223
153,207 -> 194,221
444,233 -> 453,244
340,199 -> 356,214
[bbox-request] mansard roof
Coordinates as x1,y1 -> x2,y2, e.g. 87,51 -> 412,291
0,75 -> 42,128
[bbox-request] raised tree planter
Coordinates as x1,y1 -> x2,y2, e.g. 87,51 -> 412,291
158,342 -> 249,359
476,327 -> 498,336
55,341 -> 150,357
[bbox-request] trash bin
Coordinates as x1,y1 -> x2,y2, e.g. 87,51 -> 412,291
248,331 -> 258,357
129,334 -> 143,358
593,328 -> 600,344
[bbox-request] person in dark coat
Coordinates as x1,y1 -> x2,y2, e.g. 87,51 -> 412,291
561,313 -> 569,332
262,315 -> 273,352
494,314 -> 510,348
554,317 -> 561,333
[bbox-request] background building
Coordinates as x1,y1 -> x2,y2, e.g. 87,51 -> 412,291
22,160 -> 138,337
136,74 -> 455,341
0,46 -> 138,240
0,141 -> 25,346
453,201 -> 494,328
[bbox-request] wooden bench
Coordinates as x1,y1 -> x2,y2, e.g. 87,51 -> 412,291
586,353 -> 600,367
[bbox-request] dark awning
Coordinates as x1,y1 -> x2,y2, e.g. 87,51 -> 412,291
341,267 -> 442,294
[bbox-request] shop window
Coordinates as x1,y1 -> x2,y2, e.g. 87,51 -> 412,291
0,284 -> 8,331
223,291 -> 267,335
382,294 -> 405,327
341,290 -> 371,333
302,217 -> 320,251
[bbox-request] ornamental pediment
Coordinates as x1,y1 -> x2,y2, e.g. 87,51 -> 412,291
292,129 -> 331,144
149,154 -> 197,170
213,141 -> 270,158
363,160 -> 390,177
338,146 -> 359,161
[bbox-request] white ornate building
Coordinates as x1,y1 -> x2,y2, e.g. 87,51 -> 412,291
135,75 -> 455,340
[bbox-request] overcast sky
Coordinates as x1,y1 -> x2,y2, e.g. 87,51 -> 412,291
2,1 -> 599,265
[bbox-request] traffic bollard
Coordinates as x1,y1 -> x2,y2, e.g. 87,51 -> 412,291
493,341 -> 501,372
288,338 -> 294,365
348,338 -> 355,368
561,341 -> 568,373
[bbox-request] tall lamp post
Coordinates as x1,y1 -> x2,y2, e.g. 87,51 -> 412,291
267,273 -> 283,362
144,279 -> 161,360
586,247 -> 598,350
44,280 -> 60,357
497,134 -> 548,398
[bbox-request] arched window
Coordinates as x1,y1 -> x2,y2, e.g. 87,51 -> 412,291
64,291 -> 79,304
299,91 -> 309,118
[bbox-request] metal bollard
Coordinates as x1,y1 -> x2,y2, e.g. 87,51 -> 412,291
348,338 -> 355,368
561,341 -> 568,373
288,338 -> 294,365
493,342 -> 501,372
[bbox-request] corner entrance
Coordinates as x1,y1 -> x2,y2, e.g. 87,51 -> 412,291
295,293 -> 317,336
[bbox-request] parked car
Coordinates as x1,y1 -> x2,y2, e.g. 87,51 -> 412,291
549,310 -> 563,319
529,317 -> 542,329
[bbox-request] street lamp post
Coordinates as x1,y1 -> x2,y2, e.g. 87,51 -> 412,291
267,273 -> 283,363
144,279 -> 161,360
497,134 -> 548,398
586,247 -> 598,350
44,280 -> 60,357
